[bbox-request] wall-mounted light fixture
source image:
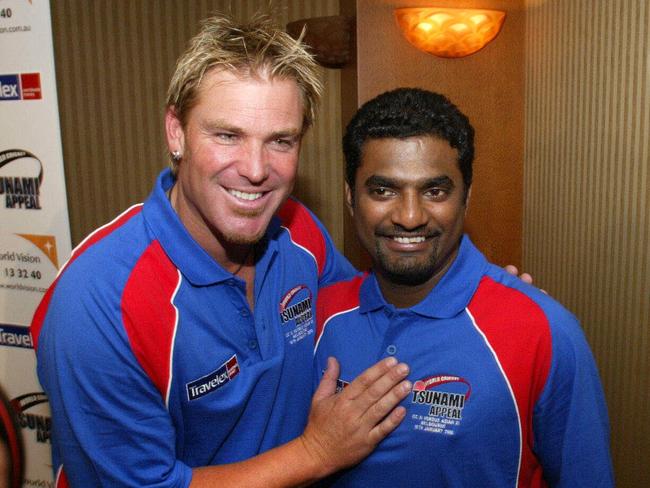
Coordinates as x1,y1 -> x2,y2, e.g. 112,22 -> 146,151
286,16 -> 354,69
394,7 -> 506,58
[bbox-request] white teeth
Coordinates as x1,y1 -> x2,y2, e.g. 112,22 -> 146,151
393,236 -> 426,244
229,189 -> 263,201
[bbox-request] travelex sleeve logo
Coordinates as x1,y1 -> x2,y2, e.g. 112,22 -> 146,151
186,354 -> 240,401
0,149 -> 43,209
0,73 -> 41,101
279,285 -> 314,345
411,374 -> 471,436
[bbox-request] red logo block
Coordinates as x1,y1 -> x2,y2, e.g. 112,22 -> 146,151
20,73 -> 41,100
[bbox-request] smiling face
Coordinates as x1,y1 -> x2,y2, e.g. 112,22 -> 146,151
165,68 -> 304,261
347,135 -> 469,306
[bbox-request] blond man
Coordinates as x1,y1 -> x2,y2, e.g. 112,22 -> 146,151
31,14 -> 411,487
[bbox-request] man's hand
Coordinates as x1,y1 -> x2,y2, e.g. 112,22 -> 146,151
190,357 -> 410,487
299,357 -> 411,478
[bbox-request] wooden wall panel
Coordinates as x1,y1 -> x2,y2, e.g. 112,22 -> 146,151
524,1 -> 650,485
50,0 -> 344,248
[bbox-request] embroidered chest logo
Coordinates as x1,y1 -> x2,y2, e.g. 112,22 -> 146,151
186,354 -> 240,401
410,374 -> 471,436
279,285 -> 314,345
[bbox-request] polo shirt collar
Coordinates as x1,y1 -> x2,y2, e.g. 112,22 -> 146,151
142,169 -> 279,286
359,235 -> 488,318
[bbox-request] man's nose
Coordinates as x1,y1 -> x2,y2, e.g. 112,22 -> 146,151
392,192 -> 427,230
238,142 -> 269,183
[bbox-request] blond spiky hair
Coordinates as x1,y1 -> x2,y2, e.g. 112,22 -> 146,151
166,12 -> 323,169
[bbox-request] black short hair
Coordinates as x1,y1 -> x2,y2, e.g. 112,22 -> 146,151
343,88 -> 474,196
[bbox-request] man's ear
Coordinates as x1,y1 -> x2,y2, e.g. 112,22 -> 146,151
165,107 -> 185,155
464,185 -> 472,215
345,181 -> 355,217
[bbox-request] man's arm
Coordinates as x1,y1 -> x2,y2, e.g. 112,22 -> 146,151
532,312 -> 613,487
38,282 -> 409,488
191,357 -> 411,487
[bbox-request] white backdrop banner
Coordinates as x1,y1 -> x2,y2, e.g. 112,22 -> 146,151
0,1 -> 71,486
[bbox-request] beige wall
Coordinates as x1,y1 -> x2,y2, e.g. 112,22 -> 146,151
524,0 -> 650,485
50,0 -> 345,249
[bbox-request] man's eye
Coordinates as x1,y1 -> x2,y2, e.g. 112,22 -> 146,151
273,138 -> 296,150
372,187 -> 394,197
216,133 -> 238,142
426,188 -> 448,199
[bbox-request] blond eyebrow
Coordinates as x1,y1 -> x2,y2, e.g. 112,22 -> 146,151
201,119 -> 244,134
269,128 -> 302,139
202,119 -> 302,139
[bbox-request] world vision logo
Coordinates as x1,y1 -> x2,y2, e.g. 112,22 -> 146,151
411,374 -> 471,420
279,285 -> 314,345
0,149 -> 42,209
16,234 -> 58,269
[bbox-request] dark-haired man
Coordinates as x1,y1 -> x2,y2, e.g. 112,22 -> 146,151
315,88 -> 613,487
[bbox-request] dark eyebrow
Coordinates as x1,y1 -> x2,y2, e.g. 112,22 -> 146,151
364,174 -> 456,190
421,176 -> 455,190
364,175 -> 398,188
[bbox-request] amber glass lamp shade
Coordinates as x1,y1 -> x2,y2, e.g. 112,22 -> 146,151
394,7 -> 506,58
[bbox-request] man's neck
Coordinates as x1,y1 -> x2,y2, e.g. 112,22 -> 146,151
168,182 -> 257,309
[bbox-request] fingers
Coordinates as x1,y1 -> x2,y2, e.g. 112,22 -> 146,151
364,376 -> 411,428
504,265 -> 535,285
301,357 -> 412,474
312,357 -> 340,402
369,405 -> 407,445
519,272 -> 533,285
342,356 -> 407,401
341,357 -> 411,426
504,264 -> 519,276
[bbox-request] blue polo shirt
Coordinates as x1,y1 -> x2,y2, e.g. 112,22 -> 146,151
32,169 -> 355,487
315,236 -> 613,487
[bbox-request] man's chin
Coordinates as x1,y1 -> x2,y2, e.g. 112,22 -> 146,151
224,228 -> 267,245
382,267 -> 436,286
377,254 -> 438,286
221,197 -> 287,245
219,209 -> 274,244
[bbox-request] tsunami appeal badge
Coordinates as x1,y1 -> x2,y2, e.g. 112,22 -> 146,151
410,374 -> 471,436
279,285 -> 314,345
